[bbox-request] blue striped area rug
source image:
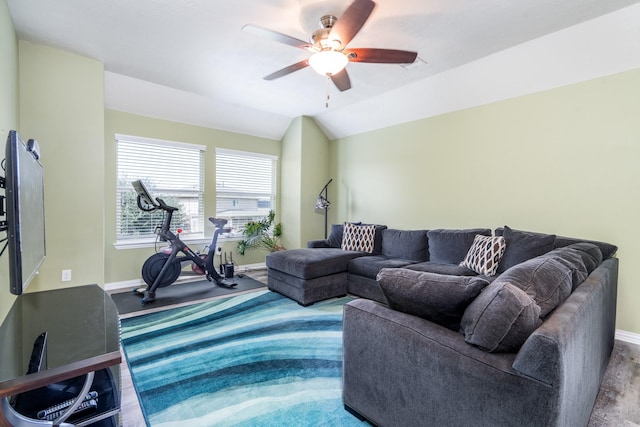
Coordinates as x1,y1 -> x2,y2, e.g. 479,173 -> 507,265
120,289 -> 367,426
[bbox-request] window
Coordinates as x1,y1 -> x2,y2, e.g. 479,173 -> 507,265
215,148 -> 277,236
116,134 -> 205,242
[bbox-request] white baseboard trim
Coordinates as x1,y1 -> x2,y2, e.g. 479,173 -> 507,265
104,262 -> 266,293
615,329 -> 640,346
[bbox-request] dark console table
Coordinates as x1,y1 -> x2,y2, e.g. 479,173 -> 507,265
0,285 -> 121,426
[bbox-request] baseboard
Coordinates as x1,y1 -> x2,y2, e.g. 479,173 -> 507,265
104,263 -> 266,293
615,329 -> 640,346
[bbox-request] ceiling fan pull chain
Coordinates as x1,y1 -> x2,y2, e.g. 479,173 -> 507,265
326,76 -> 331,108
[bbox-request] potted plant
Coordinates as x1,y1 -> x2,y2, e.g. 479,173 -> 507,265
237,210 -> 285,255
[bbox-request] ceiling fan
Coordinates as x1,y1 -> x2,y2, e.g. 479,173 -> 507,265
242,0 -> 418,92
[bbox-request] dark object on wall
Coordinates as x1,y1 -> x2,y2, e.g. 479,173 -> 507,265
315,179 -> 332,239
1,130 -> 46,295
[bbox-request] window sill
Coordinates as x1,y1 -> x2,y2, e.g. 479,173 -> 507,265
114,234 -> 242,250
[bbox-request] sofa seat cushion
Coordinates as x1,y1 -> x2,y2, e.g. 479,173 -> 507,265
348,255 -> 417,279
265,248 -> 366,280
427,228 -> 491,264
405,261 -> 477,276
493,256 -> 573,318
461,281 -> 542,352
381,229 -> 429,261
377,268 -> 490,331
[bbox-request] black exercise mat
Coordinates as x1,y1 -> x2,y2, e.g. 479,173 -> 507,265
110,275 -> 266,316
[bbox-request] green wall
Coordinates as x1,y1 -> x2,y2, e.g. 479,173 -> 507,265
2,0 -> 639,336
330,68 -> 640,333
280,118 -> 303,249
280,116 -> 331,249
103,109 -> 281,284
18,40 -> 106,293
300,117 -> 332,244
0,0 -> 19,321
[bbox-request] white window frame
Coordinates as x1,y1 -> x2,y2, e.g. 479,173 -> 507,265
115,134 -> 206,248
215,148 -> 277,239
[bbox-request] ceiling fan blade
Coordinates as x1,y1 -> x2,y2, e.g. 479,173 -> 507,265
347,48 -> 418,64
330,69 -> 351,92
242,24 -> 313,50
329,0 -> 375,48
264,60 -> 310,81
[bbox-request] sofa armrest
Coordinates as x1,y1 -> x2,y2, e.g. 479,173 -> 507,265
343,299 -> 555,427
307,239 -> 331,248
512,257 -> 618,426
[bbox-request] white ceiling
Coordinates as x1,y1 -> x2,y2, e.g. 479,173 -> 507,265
7,0 -> 640,140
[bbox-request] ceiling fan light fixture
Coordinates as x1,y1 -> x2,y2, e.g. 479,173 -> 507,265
308,50 -> 348,76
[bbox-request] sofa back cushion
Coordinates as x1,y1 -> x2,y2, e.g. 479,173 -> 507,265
377,268 -> 489,331
495,226 -> 617,260
326,223 -> 346,248
496,226 -> 555,273
427,228 -> 491,264
381,229 -> 429,261
564,242 -> 603,274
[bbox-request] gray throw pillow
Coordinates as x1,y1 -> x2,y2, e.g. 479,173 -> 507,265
377,268 -> 489,331
554,236 -> 616,260
326,222 -> 362,248
461,281 -> 542,352
326,223 -> 345,248
566,243 -> 603,274
497,226 -> 555,273
494,256 -> 572,318
427,228 -> 491,264
542,248 -> 589,291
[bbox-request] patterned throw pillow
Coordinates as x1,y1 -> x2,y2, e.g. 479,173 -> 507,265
341,223 -> 376,253
460,235 -> 507,276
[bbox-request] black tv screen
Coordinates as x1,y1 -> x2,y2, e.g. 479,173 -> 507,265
4,130 -> 46,295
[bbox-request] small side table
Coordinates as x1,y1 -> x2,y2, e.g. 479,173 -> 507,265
0,285 -> 121,426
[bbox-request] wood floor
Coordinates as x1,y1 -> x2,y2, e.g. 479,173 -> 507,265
116,269 -> 640,427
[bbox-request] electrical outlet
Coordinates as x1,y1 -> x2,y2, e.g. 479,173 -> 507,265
61,269 -> 72,282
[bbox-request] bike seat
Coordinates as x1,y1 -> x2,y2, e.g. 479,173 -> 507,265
209,217 -> 228,227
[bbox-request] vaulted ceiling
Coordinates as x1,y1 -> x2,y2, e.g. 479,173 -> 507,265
7,0 -> 640,140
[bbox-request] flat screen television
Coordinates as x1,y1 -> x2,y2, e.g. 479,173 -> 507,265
3,130 -> 46,295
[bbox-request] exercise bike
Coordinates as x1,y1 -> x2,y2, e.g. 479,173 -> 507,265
132,180 -> 237,304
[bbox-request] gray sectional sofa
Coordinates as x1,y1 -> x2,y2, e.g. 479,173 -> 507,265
266,225 -> 491,305
266,223 -> 619,426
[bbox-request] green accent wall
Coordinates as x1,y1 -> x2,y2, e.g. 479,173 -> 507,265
330,68 -> 640,333
0,0 -> 18,321
280,116 -> 331,249
103,109 -> 281,284
18,40 -> 106,293
1,0 -> 639,336
280,117 -> 303,249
